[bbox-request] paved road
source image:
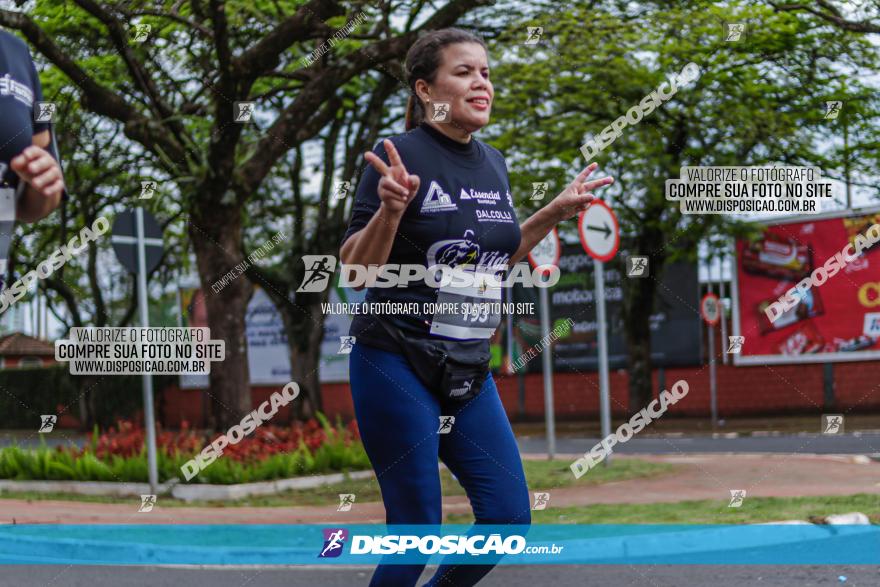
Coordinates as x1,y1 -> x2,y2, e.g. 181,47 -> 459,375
517,432 -> 880,455
0,565 -> 876,586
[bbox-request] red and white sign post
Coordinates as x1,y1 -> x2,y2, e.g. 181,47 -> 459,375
528,228 -> 561,458
701,291 -> 721,427
578,201 -> 620,465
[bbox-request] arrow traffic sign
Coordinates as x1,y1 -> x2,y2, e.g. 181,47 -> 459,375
578,200 -> 620,262
111,208 -> 164,274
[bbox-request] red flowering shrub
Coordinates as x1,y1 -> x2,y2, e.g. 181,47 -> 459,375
79,416 -> 361,464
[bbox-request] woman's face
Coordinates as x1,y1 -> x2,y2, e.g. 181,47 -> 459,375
419,42 -> 493,133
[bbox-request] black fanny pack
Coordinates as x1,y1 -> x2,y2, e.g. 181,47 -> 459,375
376,317 -> 490,403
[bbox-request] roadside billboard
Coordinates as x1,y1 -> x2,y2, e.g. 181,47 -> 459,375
732,207 -> 880,365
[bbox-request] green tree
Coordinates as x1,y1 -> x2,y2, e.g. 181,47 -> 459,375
484,0 -> 880,412
0,0 -> 492,429
7,101 -> 183,428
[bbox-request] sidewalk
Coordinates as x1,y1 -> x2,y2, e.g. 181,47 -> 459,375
2,454 -> 877,524
510,414 -> 880,437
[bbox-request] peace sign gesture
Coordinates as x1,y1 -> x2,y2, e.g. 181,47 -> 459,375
364,139 -> 421,215
549,162 -> 615,221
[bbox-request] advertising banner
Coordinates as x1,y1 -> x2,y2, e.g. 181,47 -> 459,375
732,207 -> 880,364
179,284 -> 362,388
510,242 -> 701,372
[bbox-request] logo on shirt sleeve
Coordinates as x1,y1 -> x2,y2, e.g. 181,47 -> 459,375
0,74 -> 34,107
421,181 -> 458,213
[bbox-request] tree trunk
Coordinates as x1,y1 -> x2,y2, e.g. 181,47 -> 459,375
289,332 -> 323,421
74,374 -> 100,431
280,296 -> 327,421
189,202 -> 253,431
623,275 -> 656,415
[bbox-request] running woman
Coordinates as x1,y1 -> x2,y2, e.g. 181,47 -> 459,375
340,28 -> 613,586
0,29 -> 67,288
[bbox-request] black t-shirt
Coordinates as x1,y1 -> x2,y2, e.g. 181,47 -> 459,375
0,29 -> 63,196
341,122 -> 522,354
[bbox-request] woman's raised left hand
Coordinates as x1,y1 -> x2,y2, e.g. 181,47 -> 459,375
548,162 -> 614,222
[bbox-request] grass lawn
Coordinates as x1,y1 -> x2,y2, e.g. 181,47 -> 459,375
0,458 -> 674,508
448,494 -> 880,525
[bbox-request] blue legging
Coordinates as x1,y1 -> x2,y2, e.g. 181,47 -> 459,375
349,343 -> 532,586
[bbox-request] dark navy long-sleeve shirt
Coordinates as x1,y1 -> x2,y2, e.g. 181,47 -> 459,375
341,122 -> 521,354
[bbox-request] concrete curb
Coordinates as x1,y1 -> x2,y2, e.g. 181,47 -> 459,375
0,478 -> 178,498
172,470 -> 374,502
0,469 -> 374,501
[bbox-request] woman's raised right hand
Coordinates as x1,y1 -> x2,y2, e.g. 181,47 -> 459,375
364,139 -> 421,215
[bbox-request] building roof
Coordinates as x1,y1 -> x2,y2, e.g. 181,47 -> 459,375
0,332 -> 56,356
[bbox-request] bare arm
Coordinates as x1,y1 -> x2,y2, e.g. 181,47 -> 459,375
339,203 -> 404,267
339,139 -> 420,275
509,162 -> 614,266
510,205 -> 561,266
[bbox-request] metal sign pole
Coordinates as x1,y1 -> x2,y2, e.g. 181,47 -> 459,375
707,267 -> 718,429
718,254 -> 729,365
505,287 -> 514,375
595,260 -> 612,466
539,273 -> 556,459
136,208 -> 159,493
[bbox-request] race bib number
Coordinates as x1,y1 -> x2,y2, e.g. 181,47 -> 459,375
429,266 -> 502,340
